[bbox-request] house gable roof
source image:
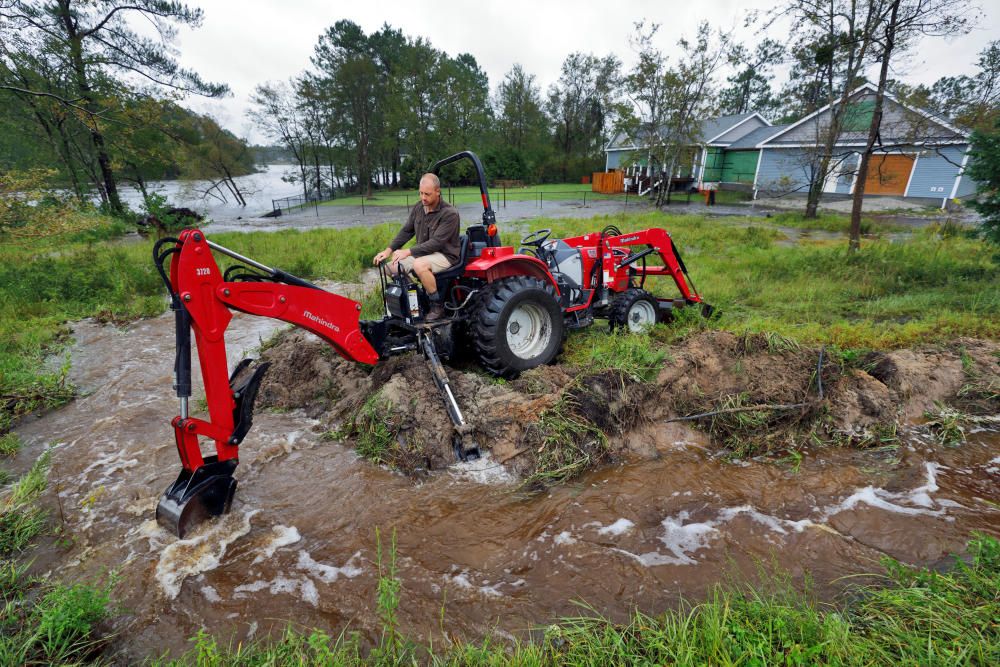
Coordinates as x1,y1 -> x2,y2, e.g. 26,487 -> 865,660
727,124 -> 791,149
758,83 -> 968,147
605,112 -> 771,152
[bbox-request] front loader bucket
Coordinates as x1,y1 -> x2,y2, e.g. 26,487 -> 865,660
156,458 -> 238,538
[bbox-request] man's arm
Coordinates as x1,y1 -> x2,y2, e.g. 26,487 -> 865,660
374,206 -> 417,264
388,206 -> 418,251
410,208 -> 460,257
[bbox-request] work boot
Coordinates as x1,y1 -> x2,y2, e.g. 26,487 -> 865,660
425,292 -> 446,322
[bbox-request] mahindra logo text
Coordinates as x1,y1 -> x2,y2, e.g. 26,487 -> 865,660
302,310 -> 340,333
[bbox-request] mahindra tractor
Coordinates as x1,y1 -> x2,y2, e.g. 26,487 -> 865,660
152,151 -> 711,537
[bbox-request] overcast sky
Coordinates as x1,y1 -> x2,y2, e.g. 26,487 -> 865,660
171,0 -> 998,143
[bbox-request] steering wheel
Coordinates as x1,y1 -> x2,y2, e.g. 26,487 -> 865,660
520,228 -> 552,248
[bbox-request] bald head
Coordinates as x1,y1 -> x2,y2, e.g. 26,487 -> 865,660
419,173 -> 442,212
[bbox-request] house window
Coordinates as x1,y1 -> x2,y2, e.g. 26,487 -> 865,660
843,99 -> 875,132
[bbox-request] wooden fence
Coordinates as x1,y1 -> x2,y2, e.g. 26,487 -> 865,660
591,171 -> 624,194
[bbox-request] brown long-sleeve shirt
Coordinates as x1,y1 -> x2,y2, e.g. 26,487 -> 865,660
388,200 -> 461,264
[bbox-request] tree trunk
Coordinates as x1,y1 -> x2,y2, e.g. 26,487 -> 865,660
58,3 -> 124,216
221,164 -> 247,206
849,0 -> 900,252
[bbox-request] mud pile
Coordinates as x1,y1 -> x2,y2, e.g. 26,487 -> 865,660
256,330 -> 1000,483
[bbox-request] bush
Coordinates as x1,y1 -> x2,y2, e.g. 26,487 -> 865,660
967,118 -> 1000,245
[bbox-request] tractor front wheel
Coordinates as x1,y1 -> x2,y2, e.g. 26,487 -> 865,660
611,288 -> 659,333
473,276 -> 564,378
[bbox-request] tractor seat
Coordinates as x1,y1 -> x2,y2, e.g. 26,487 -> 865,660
433,234 -> 470,283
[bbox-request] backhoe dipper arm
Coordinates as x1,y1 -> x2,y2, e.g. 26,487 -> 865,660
603,228 -> 705,303
155,228 -> 378,537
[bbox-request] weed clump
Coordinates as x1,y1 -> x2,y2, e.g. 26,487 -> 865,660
0,451 -> 116,664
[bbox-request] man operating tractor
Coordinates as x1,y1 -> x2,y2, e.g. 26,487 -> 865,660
373,173 -> 461,322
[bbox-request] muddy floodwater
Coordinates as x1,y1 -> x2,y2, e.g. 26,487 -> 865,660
12,310 -> 1000,663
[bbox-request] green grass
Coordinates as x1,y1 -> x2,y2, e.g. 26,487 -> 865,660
0,448 -> 116,664
0,433 -> 20,457
526,211 -> 1000,349
0,450 -> 50,555
0,220 -> 398,435
563,326 -> 669,382
320,182 -> 622,208
150,533 -> 1000,665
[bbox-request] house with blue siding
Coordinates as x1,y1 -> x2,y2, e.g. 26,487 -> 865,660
604,112 -> 770,191
751,83 -> 973,208
604,83 -> 974,208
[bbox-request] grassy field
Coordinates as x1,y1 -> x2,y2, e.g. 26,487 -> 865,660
320,182 -> 627,208
1,203 -> 999,664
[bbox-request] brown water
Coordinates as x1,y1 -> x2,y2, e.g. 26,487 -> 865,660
13,312 -> 1000,663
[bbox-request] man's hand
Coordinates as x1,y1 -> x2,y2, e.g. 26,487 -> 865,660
390,248 -> 411,263
372,247 -> 393,265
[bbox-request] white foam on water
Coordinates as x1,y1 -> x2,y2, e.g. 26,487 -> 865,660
236,574 -> 324,606
300,578 -> 320,607
200,586 -> 221,603
717,506 -> 816,534
597,518 -> 635,536
234,580 -> 269,593
449,453 -> 517,485
655,512 -> 718,564
156,510 -> 258,599
445,571 -> 504,598
822,462 -> 947,519
296,549 -> 364,583
612,548 -> 695,567
478,583 -> 504,598
251,525 -> 302,564
553,531 -> 577,546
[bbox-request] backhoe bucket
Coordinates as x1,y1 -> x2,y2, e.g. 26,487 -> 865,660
155,458 -> 238,538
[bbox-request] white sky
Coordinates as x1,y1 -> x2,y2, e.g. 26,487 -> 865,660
170,0 -> 999,143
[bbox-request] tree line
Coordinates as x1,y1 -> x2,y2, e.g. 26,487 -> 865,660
2,1 -> 998,231
0,0 -> 255,216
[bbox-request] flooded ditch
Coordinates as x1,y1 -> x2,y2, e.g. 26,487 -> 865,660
11,308 -> 1000,663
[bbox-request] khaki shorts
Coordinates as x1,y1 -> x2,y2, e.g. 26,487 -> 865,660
397,252 -> 452,275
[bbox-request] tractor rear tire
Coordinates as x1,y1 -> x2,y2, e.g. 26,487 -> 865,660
611,288 -> 659,333
473,276 -> 564,378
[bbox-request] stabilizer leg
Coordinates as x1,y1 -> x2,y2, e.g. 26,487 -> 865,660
418,329 -> 480,461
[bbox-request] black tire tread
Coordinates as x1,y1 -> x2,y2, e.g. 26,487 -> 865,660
472,276 -> 563,378
610,288 -> 658,331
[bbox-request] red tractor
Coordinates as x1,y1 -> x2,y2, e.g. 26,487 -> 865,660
152,151 -> 710,536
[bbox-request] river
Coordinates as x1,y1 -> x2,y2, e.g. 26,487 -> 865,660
116,164 -> 303,222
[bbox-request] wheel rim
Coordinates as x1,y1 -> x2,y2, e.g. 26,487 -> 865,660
627,299 -> 657,333
506,302 -> 552,360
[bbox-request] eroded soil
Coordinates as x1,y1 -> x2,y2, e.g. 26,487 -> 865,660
257,329 -> 1000,480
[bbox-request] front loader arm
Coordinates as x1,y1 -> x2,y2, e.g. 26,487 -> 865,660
603,228 -> 705,304
155,229 -> 378,537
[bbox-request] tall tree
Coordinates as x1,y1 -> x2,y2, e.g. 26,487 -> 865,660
847,0 -> 975,250
966,118 -> 1000,245
310,20 -> 383,196
491,64 -> 552,181
719,38 -> 784,117
623,21 -> 729,206
0,0 -> 227,215
249,81 -> 311,200
926,40 -> 1000,132
775,0 -> 887,219
547,52 -> 621,181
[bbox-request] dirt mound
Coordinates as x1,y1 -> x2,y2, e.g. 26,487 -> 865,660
254,328 -> 1000,484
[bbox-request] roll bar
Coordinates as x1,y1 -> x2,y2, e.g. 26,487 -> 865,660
429,150 -> 497,238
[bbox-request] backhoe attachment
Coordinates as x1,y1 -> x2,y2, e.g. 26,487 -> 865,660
152,229 -> 378,537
